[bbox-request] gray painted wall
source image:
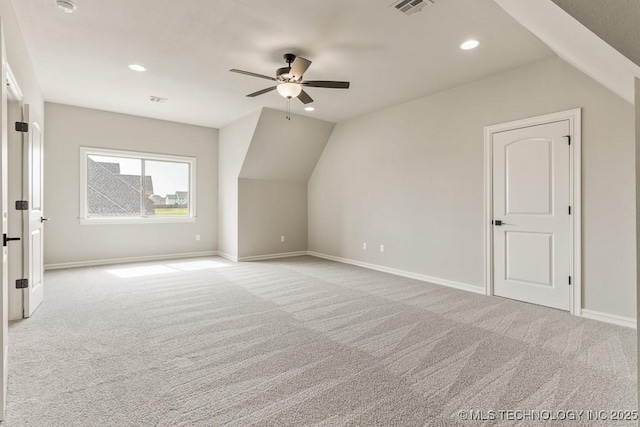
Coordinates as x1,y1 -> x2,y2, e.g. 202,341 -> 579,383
44,103 -> 218,265
309,57 -> 637,319
236,108 -> 333,258
219,107 -> 333,259
217,110 -> 261,258
238,179 -> 308,258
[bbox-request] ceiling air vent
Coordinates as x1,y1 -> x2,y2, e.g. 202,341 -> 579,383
391,0 -> 434,16
150,96 -> 168,104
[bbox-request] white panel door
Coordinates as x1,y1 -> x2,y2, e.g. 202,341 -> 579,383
22,105 -> 44,318
493,120 -> 571,310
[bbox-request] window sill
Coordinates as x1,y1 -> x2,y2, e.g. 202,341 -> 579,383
79,217 -> 197,225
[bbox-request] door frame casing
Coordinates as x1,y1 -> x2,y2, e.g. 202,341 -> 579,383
483,108 -> 582,315
6,64 -> 24,320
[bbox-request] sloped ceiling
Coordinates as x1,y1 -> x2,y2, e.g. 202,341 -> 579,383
494,0 -> 640,105
551,0 -> 640,67
239,108 -> 335,181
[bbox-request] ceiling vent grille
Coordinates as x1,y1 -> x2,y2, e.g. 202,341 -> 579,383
391,0 -> 434,16
150,96 -> 168,104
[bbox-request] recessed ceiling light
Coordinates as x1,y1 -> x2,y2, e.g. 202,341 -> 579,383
56,0 -> 76,13
304,106 -> 315,112
460,40 -> 480,50
128,64 -> 146,72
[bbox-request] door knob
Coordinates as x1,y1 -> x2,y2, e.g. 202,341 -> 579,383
40,217 -> 50,223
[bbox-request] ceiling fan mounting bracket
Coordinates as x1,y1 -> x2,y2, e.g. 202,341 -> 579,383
283,53 -> 297,65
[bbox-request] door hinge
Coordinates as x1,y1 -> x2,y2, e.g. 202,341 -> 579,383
568,276 -> 572,286
15,279 -> 28,289
15,122 -> 28,133
568,206 -> 572,215
564,135 -> 571,145
15,200 -> 28,210
3,234 -> 20,247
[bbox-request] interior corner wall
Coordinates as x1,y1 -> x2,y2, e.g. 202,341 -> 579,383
44,103 -> 218,265
309,56 -> 637,319
238,179 -> 307,258
217,110 -> 261,259
235,108 -> 334,259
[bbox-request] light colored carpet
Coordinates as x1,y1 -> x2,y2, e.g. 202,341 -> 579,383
5,256 -> 637,426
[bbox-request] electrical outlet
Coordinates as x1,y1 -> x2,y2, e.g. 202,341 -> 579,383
195,234 -> 201,241
281,236 -> 285,243
363,242 -> 367,250
380,244 -> 385,253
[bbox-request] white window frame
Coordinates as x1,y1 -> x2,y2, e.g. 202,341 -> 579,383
79,147 -> 197,225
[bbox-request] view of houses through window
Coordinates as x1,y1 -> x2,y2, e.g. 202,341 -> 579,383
85,151 -> 192,219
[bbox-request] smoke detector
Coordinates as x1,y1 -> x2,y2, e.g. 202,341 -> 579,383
390,0 -> 434,16
56,0 -> 76,13
150,96 -> 168,104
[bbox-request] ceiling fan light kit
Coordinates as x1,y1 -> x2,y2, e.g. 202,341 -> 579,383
276,82 -> 302,99
230,53 -> 350,119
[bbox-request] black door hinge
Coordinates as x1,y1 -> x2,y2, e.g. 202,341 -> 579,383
3,234 -> 20,247
568,206 -> 572,215
568,276 -> 572,286
15,122 -> 28,133
15,201 -> 28,210
15,279 -> 28,289
564,135 -> 571,145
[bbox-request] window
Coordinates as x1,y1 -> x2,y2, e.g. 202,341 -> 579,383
80,148 -> 196,224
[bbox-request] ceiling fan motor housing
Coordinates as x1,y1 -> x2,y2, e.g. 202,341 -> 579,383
276,67 -> 294,82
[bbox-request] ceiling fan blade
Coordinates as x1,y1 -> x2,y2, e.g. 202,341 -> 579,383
247,86 -> 277,97
302,80 -> 350,89
289,57 -> 312,80
297,89 -> 314,104
230,69 -> 276,81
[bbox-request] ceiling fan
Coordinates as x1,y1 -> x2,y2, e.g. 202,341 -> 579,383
230,53 -> 350,104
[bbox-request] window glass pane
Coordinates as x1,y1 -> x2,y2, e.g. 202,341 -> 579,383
87,155 -> 143,218
144,160 -> 190,217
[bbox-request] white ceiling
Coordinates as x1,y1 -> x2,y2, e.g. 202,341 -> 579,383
11,0 -> 554,128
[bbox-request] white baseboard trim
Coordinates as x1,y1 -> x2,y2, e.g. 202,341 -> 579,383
308,252 -> 637,329
238,251 -> 309,262
44,251 -> 218,271
307,251 -> 485,295
579,309 -> 636,329
215,252 -> 238,262
44,249 -> 636,330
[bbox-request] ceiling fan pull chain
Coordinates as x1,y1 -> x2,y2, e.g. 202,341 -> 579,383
286,98 -> 291,121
